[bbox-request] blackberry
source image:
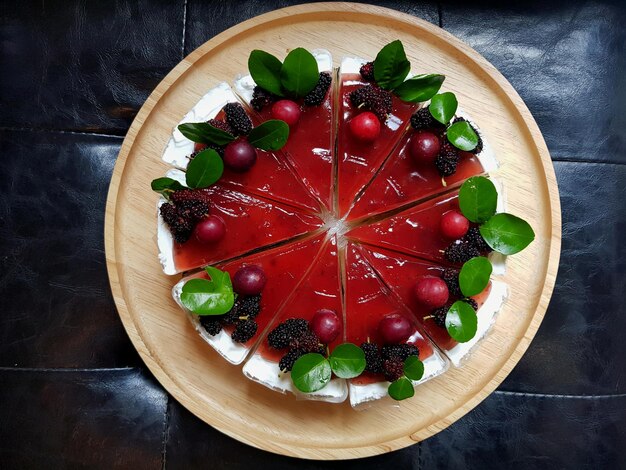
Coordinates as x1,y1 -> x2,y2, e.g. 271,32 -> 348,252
361,342 -> 384,374
463,298 -> 479,311
223,102 -> 252,136
207,118 -> 233,135
381,344 -> 419,361
383,357 -> 405,382
236,295 -> 262,319
279,348 -> 305,373
199,316 -> 222,336
444,240 -> 480,264
290,331 -> 324,354
221,303 -> 240,325
410,107 -> 445,131
177,199 -> 210,222
304,72 -> 332,106
463,227 -> 492,253
250,86 -> 277,111
442,268 -> 462,297
435,141 -> 460,176
452,117 -> 483,154
267,318 -> 309,350
349,85 -> 393,122
159,202 -> 193,243
231,320 -> 258,343
359,61 -> 375,81
170,188 -> 212,206
432,306 -> 448,328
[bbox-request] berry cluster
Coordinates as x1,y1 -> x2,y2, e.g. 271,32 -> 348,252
268,318 -> 325,372
430,297 -> 479,329
250,86 -> 278,111
349,85 -> 393,122
359,61 -> 375,81
223,102 -> 253,136
304,72 -> 332,106
199,294 -> 262,343
444,226 -> 492,264
160,189 -> 211,243
425,270 -> 480,329
360,342 -> 420,382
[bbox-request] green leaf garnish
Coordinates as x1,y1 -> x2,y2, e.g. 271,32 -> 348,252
185,149 -> 224,189
393,74 -> 445,102
180,266 -> 235,315
328,343 -> 366,379
447,120 -> 478,151
373,40 -> 411,91
459,256 -> 492,297
429,92 -> 458,125
280,48 -> 319,99
291,353 -> 332,393
403,356 -> 425,381
151,177 -> 185,199
247,120 -> 289,150
388,377 -> 414,401
445,300 -> 478,343
177,122 -> 236,146
248,50 -> 284,96
458,176 -> 498,223
479,213 -> 535,255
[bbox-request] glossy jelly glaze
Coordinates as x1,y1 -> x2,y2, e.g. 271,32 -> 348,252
336,68 -> 419,217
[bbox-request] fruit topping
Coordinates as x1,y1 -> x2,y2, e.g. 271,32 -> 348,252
410,107 -> 445,131
199,316 -> 223,336
223,140 -> 257,172
271,100 -> 301,126
378,313 -> 412,344
194,215 -> 226,244
223,102 -> 253,136
207,118 -> 234,135
310,309 -> 341,344
303,71 -> 332,106
360,342 -> 384,374
349,85 -> 393,122
232,319 -> 258,343
440,210 -> 470,239
463,226 -> 492,253
383,357 -> 405,382
289,330 -> 324,353
349,111 -> 381,141
432,306 -> 448,328
359,61 -> 375,81
250,86 -> 277,111
441,268 -> 462,297
434,141 -> 460,176
444,240 -> 480,264
463,298 -> 479,311
414,276 -> 449,308
160,189 -> 211,243
381,344 -> 419,361
233,265 -> 267,296
267,318 -> 309,350
409,130 -> 441,163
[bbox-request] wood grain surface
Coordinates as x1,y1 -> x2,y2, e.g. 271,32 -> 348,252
104,2 -> 561,459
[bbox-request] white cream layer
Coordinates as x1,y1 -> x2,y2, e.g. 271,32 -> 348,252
156,169 -> 185,275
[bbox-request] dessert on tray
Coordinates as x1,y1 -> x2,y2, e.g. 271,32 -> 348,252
151,41 -> 535,407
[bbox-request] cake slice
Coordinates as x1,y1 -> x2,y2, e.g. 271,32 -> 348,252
235,50 -> 335,211
347,108 -> 498,221
243,235 -> 348,403
171,232 -> 326,364
158,170 -> 324,275
358,244 -> 508,366
344,242 -> 447,407
162,82 -> 320,213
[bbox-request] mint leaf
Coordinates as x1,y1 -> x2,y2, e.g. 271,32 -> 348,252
458,176 -> 498,223
459,256 -> 492,297
280,48 -> 319,98
479,213 -> 535,255
445,300 -> 478,343
447,121 -> 478,151
151,177 -> 185,199
328,343 -> 366,379
374,40 -> 411,90
388,377 -> 414,400
180,266 -> 235,315
291,353 -> 332,393
429,92 -> 458,125
185,149 -> 223,189
403,356 -> 425,381
177,122 -> 235,146
248,50 -> 284,96
247,120 -> 289,150
393,74 -> 445,102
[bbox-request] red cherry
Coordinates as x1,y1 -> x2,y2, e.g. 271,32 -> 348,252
414,276 -> 449,308
378,313 -> 412,344
349,112 -> 381,141
223,139 -> 257,172
194,216 -> 226,244
440,210 -> 470,239
271,100 -> 301,126
233,265 -> 267,295
310,309 -> 341,344
409,131 -> 440,163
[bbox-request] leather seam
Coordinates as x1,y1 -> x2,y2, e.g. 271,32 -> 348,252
181,0 -> 188,59
495,390 -> 626,399
0,126 -> 125,138
0,367 -> 135,372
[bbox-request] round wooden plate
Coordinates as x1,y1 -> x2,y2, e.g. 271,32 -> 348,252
105,2 -> 561,460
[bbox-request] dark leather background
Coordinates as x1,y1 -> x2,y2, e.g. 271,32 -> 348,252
1,1 -> 625,468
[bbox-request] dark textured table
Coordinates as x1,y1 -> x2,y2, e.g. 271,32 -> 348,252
1,1 -> 625,468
